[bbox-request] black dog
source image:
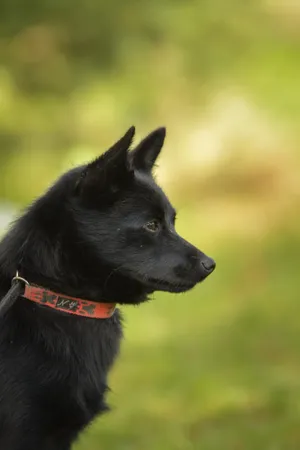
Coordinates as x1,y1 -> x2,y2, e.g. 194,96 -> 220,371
0,127 -> 215,450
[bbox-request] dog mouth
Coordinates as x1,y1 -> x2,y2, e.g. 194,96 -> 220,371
146,277 -> 196,293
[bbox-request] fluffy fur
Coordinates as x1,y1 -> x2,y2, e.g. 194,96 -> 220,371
0,127 -> 215,449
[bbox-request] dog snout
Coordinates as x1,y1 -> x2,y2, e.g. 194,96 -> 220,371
201,257 -> 216,274
189,250 -> 216,281
171,237 -> 216,285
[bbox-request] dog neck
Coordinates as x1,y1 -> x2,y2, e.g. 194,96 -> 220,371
0,197 -> 151,307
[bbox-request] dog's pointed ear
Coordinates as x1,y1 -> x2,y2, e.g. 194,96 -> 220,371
130,127 -> 166,172
76,126 -> 135,196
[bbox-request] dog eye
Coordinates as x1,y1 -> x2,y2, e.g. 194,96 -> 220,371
144,220 -> 160,233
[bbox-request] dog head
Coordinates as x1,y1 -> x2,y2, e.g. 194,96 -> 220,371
73,127 -> 215,296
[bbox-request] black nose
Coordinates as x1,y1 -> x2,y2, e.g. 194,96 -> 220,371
201,257 -> 216,273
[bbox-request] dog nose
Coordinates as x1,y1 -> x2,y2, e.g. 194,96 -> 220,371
201,257 -> 216,273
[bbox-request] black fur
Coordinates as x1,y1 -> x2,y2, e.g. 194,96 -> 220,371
0,127 -> 215,449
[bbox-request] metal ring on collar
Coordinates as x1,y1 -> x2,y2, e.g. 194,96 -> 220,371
11,271 -> 30,286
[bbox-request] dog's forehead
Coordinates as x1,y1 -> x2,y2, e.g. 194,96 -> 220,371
132,171 -> 175,218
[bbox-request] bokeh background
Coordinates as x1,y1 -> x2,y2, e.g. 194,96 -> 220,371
1,1 -> 300,449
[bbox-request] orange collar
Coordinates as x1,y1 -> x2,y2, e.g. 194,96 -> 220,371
22,284 -> 116,319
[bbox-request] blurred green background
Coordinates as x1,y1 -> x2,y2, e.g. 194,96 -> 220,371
1,0 -> 300,449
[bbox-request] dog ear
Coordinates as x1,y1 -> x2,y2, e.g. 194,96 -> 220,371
76,126 -> 135,196
130,127 -> 166,173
